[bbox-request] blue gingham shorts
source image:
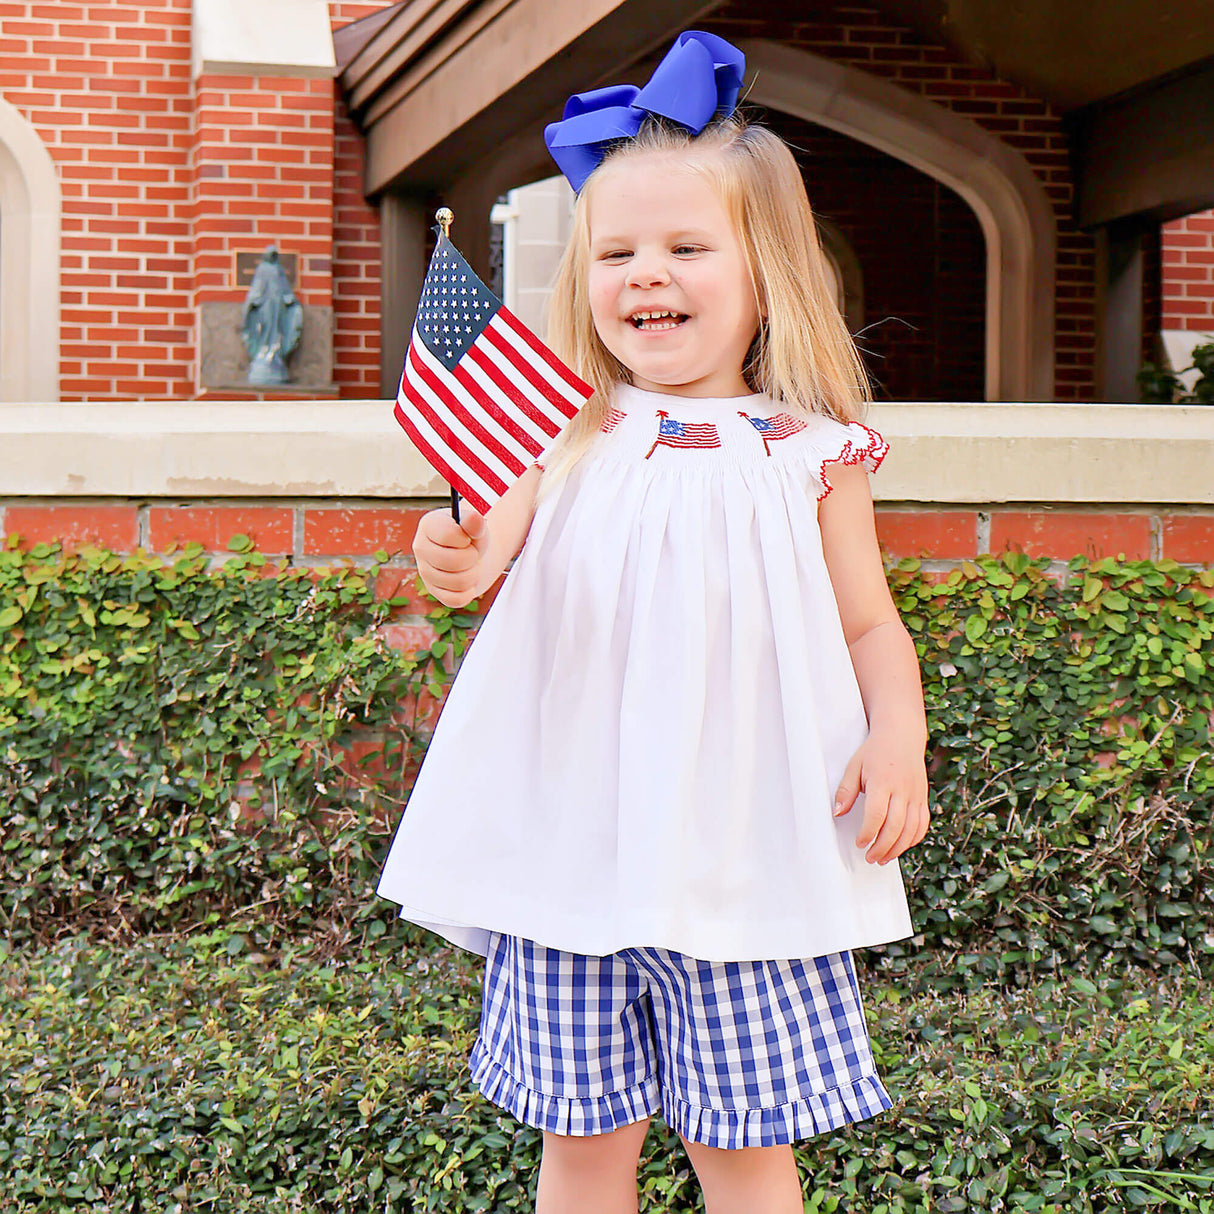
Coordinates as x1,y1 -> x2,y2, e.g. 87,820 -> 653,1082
467,932 -> 892,1149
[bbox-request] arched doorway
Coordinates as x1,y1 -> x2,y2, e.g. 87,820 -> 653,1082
766,111 -> 986,401
740,39 -> 1056,401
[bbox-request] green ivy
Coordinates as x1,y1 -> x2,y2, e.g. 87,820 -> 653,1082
0,537 -> 475,953
1,539 -> 1211,982
885,551 -> 1213,987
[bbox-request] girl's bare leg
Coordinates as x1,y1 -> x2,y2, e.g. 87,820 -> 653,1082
535,1117 -> 651,1214
678,1136 -> 804,1214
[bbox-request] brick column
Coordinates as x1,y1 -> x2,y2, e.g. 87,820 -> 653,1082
191,73 -> 336,396
189,0 -> 340,397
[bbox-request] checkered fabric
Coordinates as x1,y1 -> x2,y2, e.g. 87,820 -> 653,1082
468,932 -> 892,1148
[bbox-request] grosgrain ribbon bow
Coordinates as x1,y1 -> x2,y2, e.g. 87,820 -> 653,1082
544,31 -> 746,193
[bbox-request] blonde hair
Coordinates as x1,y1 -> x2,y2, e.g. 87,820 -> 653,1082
541,113 -> 872,488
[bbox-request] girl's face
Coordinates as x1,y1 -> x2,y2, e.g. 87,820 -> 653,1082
586,152 -> 761,399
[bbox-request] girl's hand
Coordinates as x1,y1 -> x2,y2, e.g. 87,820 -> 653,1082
412,508 -> 491,607
833,730 -> 930,865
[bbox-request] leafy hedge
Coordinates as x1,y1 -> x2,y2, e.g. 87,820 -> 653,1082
888,550 -> 1213,987
0,538 -> 470,954
4,935 -> 1212,1213
1,538 -> 1211,982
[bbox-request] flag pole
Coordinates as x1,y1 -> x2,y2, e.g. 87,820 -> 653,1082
435,206 -> 462,524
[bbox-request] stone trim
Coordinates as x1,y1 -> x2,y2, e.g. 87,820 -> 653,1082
1,400 -> 1210,505
191,0 -> 338,79
0,96 -> 61,402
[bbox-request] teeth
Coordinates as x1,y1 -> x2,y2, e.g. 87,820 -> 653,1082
632,311 -> 681,322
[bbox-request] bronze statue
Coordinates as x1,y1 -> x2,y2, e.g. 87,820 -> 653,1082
241,245 -> 303,386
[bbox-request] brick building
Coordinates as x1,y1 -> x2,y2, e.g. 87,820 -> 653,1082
0,0 -> 393,402
1,0 -> 1212,573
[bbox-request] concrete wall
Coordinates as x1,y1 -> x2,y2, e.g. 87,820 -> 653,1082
493,175 -> 574,339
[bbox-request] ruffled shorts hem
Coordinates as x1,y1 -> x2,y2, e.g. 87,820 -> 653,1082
663,1072 -> 894,1148
469,1037 -> 663,1137
470,1034 -> 892,1148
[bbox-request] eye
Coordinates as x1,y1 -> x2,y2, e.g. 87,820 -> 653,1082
599,250 -> 631,261
673,244 -> 704,255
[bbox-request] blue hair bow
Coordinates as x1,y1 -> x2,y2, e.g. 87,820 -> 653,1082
544,31 -> 746,193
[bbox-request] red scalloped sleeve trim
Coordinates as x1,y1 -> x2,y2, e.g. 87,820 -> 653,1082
815,422 -> 889,502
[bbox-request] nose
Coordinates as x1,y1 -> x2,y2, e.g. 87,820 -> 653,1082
624,249 -> 670,289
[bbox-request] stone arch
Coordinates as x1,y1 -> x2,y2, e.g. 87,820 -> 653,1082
0,96 -> 61,401
740,40 -> 1055,401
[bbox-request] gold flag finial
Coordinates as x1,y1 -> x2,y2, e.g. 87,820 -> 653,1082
436,207 -> 454,238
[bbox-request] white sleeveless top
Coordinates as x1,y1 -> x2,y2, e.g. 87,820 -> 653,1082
376,384 -> 914,962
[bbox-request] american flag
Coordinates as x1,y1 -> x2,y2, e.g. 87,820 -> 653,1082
601,406 -> 627,434
394,232 -> 592,514
644,410 -> 721,459
741,410 -> 808,455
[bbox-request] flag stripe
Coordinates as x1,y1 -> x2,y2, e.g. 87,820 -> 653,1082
498,306 -> 593,397
492,310 -> 585,406
476,335 -> 575,435
411,335 -> 542,467
398,373 -> 502,507
474,323 -> 581,423
453,358 -> 547,455
392,398 -> 493,516
397,380 -> 501,510
465,343 -> 562,442
483,322 -> 580,412
407,341 -> 528,482
399,362 -> 512,500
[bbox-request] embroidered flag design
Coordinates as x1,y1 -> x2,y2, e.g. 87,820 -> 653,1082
601,406 -> 627,434
394,232 -> 593,514
644,410 -> 722,459
741,410 -> 808,455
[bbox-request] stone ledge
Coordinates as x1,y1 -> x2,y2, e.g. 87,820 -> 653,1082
191,0 -> 337,79
1,400 -> 1211,504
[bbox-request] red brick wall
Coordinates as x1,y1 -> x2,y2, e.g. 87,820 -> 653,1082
7,494 -> 1207,809
329,3 -> 393,397
0,0 -> 390,401
1161,209 -> 1214,332
332,91 -> 382,396
192,73 -> 335,308
705,0 -> 1096,401
4,500 -> 1210,566
0,0 -> 195,398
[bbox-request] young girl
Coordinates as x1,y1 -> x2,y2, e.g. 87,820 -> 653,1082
378,30 -> 930,1213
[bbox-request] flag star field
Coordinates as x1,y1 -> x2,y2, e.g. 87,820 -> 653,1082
415,244 -> 499,369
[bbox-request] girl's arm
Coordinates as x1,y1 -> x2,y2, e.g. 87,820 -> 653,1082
818,462 -> 931,864
412,463 -> 542,608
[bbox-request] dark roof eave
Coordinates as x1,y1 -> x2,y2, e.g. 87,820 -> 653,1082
333,1 -> 408,73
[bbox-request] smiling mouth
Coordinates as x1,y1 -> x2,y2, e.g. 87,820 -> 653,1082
629,310 -> 689,331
